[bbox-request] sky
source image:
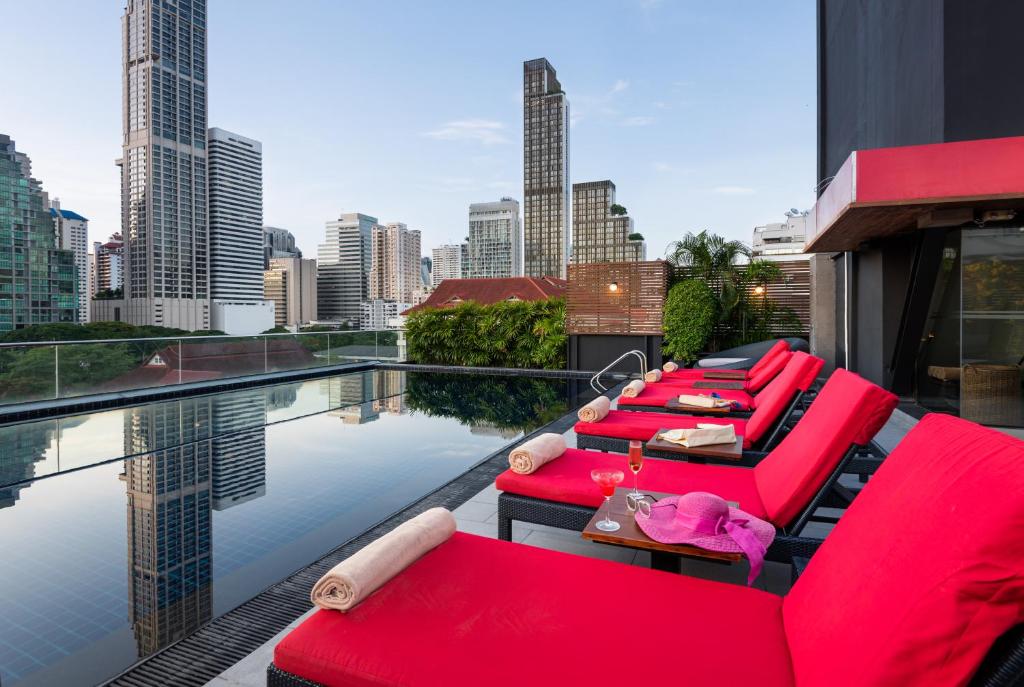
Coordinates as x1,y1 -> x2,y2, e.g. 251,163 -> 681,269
1,0 -> 817,261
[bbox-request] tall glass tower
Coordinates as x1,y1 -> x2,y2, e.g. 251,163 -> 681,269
523,58 -> 570,279
120,0 -> 210,329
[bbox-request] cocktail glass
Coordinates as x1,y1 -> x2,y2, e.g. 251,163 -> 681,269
590,469 -> 624,532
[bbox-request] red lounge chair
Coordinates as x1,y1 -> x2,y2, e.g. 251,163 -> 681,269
618,350 -> 815,413
577,352 -> 824,455
662,338 -> 790,381
268,414 -> 1024,687
497,369 -> 896,546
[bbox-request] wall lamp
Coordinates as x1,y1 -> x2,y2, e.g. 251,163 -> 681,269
608,282 -> 619,292
753,285 -> 766,295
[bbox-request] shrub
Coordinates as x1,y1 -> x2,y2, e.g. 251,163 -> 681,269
404,298 -> 566,369
663,279 -> 716,363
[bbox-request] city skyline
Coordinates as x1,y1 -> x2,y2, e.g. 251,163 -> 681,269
1,1 -> 816,264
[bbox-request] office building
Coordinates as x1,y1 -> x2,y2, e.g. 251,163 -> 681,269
0,134 -> 77,332
210,390 -> 267,511
93,233 -> 125,294
207,128 -> 274,335
118,0 -> 210,330
431,244 -> 464,287
264,257 -> 317,328
752,210 -> 810,261
50,200 -> 90,322
263,226 -> 301,268
523,58 -> 570,279
318,213 -> 374,327
420,256 -> 432,287
369,222 -> 421,303
467,198 -> 521,278
360,298 -> 409,330
571,181 -> 645,264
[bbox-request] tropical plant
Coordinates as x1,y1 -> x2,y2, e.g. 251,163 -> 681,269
662,279 -> 717,363
665,230 -> 750,284
610,203 -> 628,216
628,232 -> 644,241
404,298 -> 566,369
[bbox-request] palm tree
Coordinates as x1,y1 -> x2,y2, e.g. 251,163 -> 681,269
665,230 -> 750,283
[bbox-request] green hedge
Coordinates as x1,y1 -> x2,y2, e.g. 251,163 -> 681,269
404,298 -> 567,369
662,279 -> 717,363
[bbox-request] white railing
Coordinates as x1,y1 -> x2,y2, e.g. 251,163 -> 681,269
590,350 -> 647,393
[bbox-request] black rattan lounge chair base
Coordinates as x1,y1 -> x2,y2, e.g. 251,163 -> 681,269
267,664 -> 322,687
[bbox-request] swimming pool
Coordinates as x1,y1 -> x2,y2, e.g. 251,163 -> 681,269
0,369 -> 594,687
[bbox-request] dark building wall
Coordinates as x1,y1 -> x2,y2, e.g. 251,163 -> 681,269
568,334 -> 663,375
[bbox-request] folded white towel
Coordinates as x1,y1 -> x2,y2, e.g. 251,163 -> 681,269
578,396 -> 611,423
677,394 -> 731,409
621,379 -> 646,397
508,432 -> 567,474
659,423 -> 737,447
644,369 -> 663,383
662,361 -> 679,373
311,508 -> 456,612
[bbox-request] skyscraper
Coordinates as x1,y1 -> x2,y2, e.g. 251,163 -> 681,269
523,58 -> 570,279
263,226 -> 301,268
264,257 -> 317,327
119,0 -> 210,330
467,198 -> 522,278
369,222 -> 422,303
430,244 -> 464,287
93,233 -> 125,294
49,200 -> 90,322
207,128 -> 274,334
571,180 -> 645,263
317,213 -> 374,326
0,134 -> 77,332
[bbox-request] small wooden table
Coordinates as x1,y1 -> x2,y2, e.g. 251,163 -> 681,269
646,428 -> 745,462
664,398 -> 733,415
582,488 -> 742,572
701,370 -> 747,380
692,380 -> 746,390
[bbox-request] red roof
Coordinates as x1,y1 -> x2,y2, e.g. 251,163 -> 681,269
403,276 -> 566,314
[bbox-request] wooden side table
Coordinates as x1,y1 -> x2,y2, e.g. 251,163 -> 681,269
645,428 -> 745,462
664,398 -> 734,415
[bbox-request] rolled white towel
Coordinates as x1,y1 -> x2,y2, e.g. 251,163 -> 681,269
508,432 -> 567,474
659,423 -> 737,447
677,393 -> 730,409
577,396 -> 611,423
644,369 -> 663,383
311,507 -> 456,612
621,379 -> 646,397
663,361 -> 679,373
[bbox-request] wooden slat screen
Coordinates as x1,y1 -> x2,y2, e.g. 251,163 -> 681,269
749,259 -> 811,335
567,261 -> 669,335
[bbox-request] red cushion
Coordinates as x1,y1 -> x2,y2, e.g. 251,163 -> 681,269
744,352 -> 819,445
747,339 -> 791,377
617,386 -> 754,411
574,410 -> 751,448
274,533 -> 794,687
753,369 -> 898,526
783,414 -> 1024,686
747,350 -> 793,392
496,447 -> 767,516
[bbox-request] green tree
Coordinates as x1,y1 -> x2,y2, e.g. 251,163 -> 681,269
610,203 -> 628,216
662,279 -> 717,363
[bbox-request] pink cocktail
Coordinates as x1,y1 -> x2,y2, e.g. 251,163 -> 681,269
591,469 -> 624,532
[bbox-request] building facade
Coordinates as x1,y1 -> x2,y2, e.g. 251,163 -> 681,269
467,198 -> 521,278
317,213 -> 374,327
368,222 -> 421,303
0,134 -> 77,332
49,200 -> 90,322
571,181 -> 645,264
752,210 -> 810,261
207,128 -> 273,335
264,257 -> 317,328
360,298 -> 409,330
119,0 -> 210,330
523,58 -> 570,279
93,233 -> 125,294
430,244 -> 464,287
263,226 -> 301,268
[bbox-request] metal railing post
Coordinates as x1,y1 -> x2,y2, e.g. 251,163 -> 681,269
178,340 -> 183,385
263,336 -> 268,373
327,332 -> 331,365
54,345 -> 59,399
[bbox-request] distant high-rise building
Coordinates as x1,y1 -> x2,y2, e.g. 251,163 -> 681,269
93,233 -> 125,294
571,181 -> 645,263
263,226 -> 301,268
50,200 -> 90,322
468,198 -> 521,278
0,134 -> 76,332
523,58 -> 570,279
210,390 -> 267,511
264,257 -> 317,328
431,244 -> 465,287
207,128 -> 274,335
318,213 -> 374,326
752,210 -> 810,261
119,0 -> 210,330
420,256 -> 432,287
360,298 -> 409,330
369,222 -> 421,303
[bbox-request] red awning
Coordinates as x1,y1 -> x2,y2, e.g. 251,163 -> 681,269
806,136 -> 1024,252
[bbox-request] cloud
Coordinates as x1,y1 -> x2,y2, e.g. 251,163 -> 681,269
712,185 -> 757,195
423,119 -> 510,145
638,0 -> 664,8
653,161 -> 674,173
621,116 -> 655,127
610,79 -> 629,94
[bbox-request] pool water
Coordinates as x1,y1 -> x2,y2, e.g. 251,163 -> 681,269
0,369 -> 593,687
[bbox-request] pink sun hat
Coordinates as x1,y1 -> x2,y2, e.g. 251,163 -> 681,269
635,491 -> 776,585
